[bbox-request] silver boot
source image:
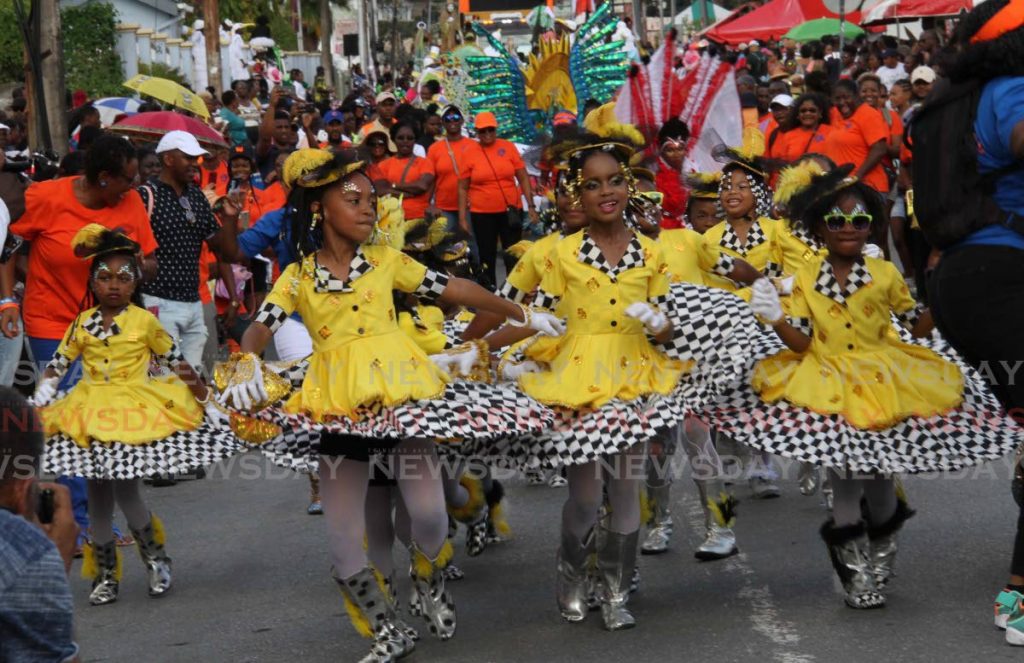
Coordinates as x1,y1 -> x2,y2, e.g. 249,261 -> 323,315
694,479 -> 739,561
408,541 -> 456,640
866,498 -> 915,590
798,463 -> 820,496
86,540 -> 121,606
597,530 -> 639,631
820,520 -> 885,609
556,526 -> 593,622
333,567 -> 415,662
640,483 -> 673,555
131,514 -> 172,597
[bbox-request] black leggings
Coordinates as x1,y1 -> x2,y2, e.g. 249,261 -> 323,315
930,244 -> 1024,575
471,210 -> 522,289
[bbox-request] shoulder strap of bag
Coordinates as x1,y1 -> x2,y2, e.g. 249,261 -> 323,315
444,138 -> 461,178
479,144 -> 511,207
398,155 -> 418,186
140,184 -> 155,218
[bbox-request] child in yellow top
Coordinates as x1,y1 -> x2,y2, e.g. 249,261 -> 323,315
734,165 -> 1020,610
218,149 -> 562,657
32,226 -> 236,608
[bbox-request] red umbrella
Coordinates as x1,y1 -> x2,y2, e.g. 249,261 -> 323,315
109,111 -> 228,150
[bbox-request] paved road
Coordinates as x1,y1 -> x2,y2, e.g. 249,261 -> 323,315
71,452 -> 1022,662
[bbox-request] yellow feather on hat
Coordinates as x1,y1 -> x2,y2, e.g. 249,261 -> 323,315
774,160 -> 826,207
282,148 -> 334,188
370,195 -> 408,250
583,102 -> 645,150
71,224 -> 108,256
735,127 -> 766,162
505,240 -> 534,259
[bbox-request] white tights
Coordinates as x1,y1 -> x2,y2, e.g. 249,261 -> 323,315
86,479 -> 150,544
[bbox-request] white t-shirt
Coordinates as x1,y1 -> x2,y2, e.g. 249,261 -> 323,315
875,64 -> 907,91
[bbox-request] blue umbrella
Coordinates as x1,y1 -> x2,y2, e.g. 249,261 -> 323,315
93,97 -> 142,127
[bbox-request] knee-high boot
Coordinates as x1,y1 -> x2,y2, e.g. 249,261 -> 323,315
556,525 -> 594,622
408,540 -> 456,640
820,520 -> 885,609
597,529 -> 639,630
82,540 -> 121,606
333,566 -> 416,662
866,496 -> 915,590
131,513 -> 172,597
694,478 -> 738,560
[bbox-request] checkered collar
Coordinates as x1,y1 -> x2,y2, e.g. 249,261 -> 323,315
719,219 -> 767,256
81,308 -> 124,340
577,230 -> 645,276
814,258 -> 872,304
788,224 -> 822,251
313,247 -> 374,293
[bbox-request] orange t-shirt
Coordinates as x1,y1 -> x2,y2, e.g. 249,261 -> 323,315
378,155 -> 436,221
260,182 -> 288,213
879,108 -> 904,172
427,137 -> 478,211
200,161 -> 230,196
13,177 -> 159,339
770,124 -> 834,163
461,139 -> 525,214
822,104 -> 890,192
198,245 -> 215,305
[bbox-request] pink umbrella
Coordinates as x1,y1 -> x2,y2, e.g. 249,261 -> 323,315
109,111 -> 228,150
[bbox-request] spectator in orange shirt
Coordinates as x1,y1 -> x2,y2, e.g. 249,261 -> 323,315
821,79 -> 889,193
426,105 -> 476,233
858,73 -> 904,162
259,150 -> 291,212
764,94 -> 795,159
226,145 -> 276,228
768,92 -> 833,163
362,130 -> 393,182
458,111 -> 537,288
374,121 -> 436,223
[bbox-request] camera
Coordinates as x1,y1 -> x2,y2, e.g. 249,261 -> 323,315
1,233 -> 23,263
37,488 -> 54,524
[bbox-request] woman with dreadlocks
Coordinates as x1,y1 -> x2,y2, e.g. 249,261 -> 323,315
216,148 -> 560,660
722,161 -> 1022,610
30,226 -> 239,607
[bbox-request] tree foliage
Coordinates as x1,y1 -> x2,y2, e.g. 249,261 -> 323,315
61,2 -> 125,97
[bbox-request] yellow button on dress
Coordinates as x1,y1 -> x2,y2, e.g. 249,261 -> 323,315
41,305 -> 204,447
260,246 -> 451,420
751,255 -> 963,429
519,229 -> 685,409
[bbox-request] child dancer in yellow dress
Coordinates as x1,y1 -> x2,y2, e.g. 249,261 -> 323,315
726,163 -> 1023,609
218,149 -> 561,660
32,226 -> 238,607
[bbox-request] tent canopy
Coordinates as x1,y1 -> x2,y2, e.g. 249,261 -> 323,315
706,0 -> 862,45
674,1 -> 730,24
862,0 -> 974,24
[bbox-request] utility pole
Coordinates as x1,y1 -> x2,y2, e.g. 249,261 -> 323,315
389,0 -> 399,74
320,0 -> 333,81
203,0 -> 222,95
14,0 -> 67,153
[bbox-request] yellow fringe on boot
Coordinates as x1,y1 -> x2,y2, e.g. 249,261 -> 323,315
337,567 -> 389,639
150,513 -> 167,547
489,503 -> 512,538
639,488 -> 654,526
411,540 -> 454,581
80,542 -> 123,582
447,475 -> 485,524
707,493 -> 738,529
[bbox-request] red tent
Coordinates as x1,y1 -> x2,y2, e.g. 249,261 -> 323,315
862,0 -> 972,24
706,0 -> 862,45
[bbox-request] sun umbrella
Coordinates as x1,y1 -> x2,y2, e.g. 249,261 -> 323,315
122,75 -> 210,119
92,97 -> 142,127
784,18 -> 865,41
108,111 -> 228,150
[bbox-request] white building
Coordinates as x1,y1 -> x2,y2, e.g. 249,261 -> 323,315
61,0 -> 187,38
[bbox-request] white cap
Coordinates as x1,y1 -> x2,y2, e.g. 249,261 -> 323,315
155,130 -> 208,157
749,40 -> 760,47
911,65 -> 937,83
738,42 -> 748,49
192,19 -> 204,30
770,94 -> 794,108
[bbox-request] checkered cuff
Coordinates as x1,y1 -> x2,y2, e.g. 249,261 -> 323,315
789,316 -> 813,337
895,305 -> 923,331
46,352 -> 72,378
154,340 -> 187,369
498,281 -> 527,304
712,253 -> 735,278
255,303 -> 290,333
415,269 -> 449,303
532,287 -> 560,312
763,261 -> 786,280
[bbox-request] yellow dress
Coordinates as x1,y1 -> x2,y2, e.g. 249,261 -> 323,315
257,245 -> 451,421
752,255 -> 963,429
520,229 -> 685,409
775,221 -> 827,277
658,228 -> 731,286
702,216 -> 784,299
398,305 -> 448,355
41,305 -> 203,447
501,231 -> 564,305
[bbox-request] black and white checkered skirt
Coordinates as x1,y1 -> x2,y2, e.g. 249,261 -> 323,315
44,422 -> 245,480
711,325 -> 1024,474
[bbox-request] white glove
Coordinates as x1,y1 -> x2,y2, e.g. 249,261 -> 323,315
429,343 -> 480,378
863,243 -> 884,259
750,278 -> 784,324
624,302 -> 670,335
29,376 -> 59,407
217,355 -> 269,410
776,275 -> 795,296
501,359 -> 541,381
512,308 -> 565,337
204,399 -> 231,427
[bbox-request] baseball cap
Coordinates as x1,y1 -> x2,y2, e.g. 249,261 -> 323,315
375,91 -> 397,104
155,130 -> 208,157
323,109 -> 344,124
228,144 -> 254,163
474,111 -> 498,130
749,40 -> 760,47
770,94 -> 794,108
738,42 -> 748,50
882,48 -> 899,59
911,65 -> 937,83
552,111 -> 577,127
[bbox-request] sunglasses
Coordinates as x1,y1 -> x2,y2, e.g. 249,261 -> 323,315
442,114 -> 463,122
824,212 -> 873,231
477,127 -> 497,134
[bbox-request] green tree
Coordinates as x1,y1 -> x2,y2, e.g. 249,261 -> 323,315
61,1 -> 125,97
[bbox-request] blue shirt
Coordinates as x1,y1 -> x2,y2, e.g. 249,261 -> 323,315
237,207 -> 297,272
960,76 -> 1024,250
0,508 -> 78,663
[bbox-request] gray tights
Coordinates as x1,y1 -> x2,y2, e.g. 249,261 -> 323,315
826,469 -> 898,528
86,479 -> 150,545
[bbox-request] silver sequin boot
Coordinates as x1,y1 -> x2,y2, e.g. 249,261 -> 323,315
820,520 -> 886,609
131,514 -> 172,597
866,497 -> 915,590
556,526 -> 594,622
84,540 -> 121,606
408,541 -> 457,640
333,566 -> 416,662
